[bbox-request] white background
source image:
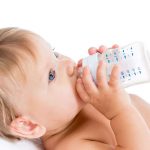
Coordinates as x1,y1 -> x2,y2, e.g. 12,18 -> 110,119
0,0 -> 150,103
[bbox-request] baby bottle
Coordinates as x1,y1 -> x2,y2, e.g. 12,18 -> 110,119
79,42 -> 150,88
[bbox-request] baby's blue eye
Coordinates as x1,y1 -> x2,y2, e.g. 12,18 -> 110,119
49,69 -> 55,82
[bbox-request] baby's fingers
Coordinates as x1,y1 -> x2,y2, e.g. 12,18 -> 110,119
108,65 -> 120,87
111,44 -> 119,49
88,47 -> 97,55
76,78 -> 90,103
97,45 -> 107,53
82,67 -> 98,97
97,61 -> 108,89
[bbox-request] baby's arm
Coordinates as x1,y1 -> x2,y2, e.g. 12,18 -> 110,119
130,94 -> 150,129
85,44 -> 150,130
111,100 -> 150,149
76,61 -> 150,149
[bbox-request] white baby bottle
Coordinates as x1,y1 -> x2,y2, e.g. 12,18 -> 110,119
79,42 -> 150,88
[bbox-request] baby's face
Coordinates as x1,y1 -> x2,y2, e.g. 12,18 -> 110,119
15,35 -> 85,132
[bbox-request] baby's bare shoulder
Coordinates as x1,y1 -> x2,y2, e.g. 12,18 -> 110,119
56,139 -> 115,150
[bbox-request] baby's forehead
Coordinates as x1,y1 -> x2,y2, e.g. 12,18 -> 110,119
28,35 -> 52,60
0,28 -> 53,105
21,35 -> 54,78
0,29 -> 53,86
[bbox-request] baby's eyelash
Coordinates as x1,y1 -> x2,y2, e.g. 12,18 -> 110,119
54,52 -> 59,58
52,48 -> 55,51
51,48 -> 59,58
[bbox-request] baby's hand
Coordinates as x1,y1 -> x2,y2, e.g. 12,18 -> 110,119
77,44 -> 119,68
76,60 -> 132,120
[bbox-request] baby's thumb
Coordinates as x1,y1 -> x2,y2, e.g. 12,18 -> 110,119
76,78 -> 90,103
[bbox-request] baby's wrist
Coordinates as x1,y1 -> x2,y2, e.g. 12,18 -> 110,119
108,104 -> 135,120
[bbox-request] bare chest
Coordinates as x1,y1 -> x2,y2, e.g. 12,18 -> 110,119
72,105 -> 116,145
44,105 -> 116,149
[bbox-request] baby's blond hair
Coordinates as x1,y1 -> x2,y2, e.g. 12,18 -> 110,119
0,27 -> 38,139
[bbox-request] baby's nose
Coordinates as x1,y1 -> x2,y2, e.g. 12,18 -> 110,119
65,59 -> 76,77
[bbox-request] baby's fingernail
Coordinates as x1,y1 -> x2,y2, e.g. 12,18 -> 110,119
84,66 -> 90,73
77,78 -> 82,83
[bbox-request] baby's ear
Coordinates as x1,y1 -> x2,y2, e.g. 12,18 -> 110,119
9,116 -> 46,139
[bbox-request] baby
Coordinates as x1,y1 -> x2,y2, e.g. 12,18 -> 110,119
0,27 -> 150,150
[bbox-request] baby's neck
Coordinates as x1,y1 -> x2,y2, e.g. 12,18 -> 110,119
41,113 -> 81,148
